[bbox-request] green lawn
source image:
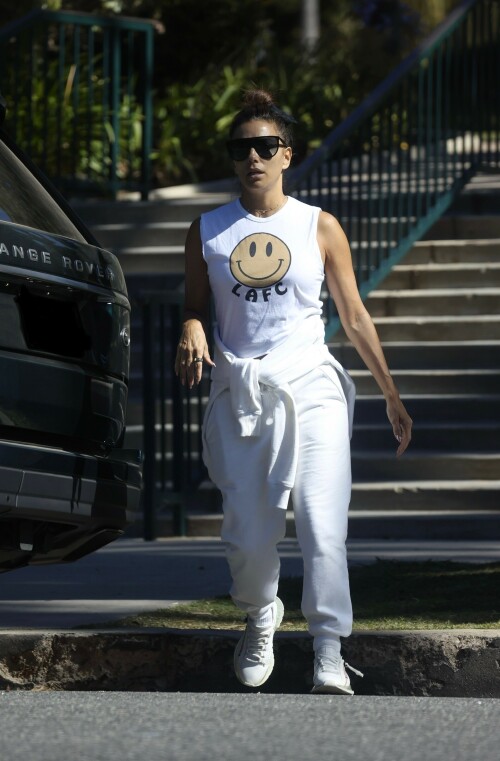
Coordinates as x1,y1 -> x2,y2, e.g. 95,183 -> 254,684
91,560 -> 500,631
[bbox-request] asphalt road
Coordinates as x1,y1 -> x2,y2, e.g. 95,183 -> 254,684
0,692 -> 498,761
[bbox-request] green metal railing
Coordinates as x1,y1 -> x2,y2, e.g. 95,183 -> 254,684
139,0 -> 500,538
289,0 -> 500,336
140,290 -> 210,540
0,9 -> 155,199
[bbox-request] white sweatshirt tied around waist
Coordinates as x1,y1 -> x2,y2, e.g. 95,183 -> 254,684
202,316 -> 355,510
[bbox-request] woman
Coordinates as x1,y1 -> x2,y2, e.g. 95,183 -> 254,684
175,89 -> 412,694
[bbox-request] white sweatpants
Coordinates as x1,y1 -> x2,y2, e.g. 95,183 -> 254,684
203,364 -> 353,644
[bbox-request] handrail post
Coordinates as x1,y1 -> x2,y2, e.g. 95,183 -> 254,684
110,24 -> 121,199
141,25 -> 154,201
142,299 -> 156,541
170,302 -> 187,536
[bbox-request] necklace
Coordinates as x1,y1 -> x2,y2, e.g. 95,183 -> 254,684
242,196 -> 287,217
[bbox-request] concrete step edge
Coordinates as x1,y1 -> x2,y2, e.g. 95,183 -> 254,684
154,508 -> 500,521
393,262 -> 500,272
350,369 -> 500,377
415,238 -> 500,247
351,450 -> 500,460
370,288 -> 500,297
352,480 -> 500,490
190,480 -> 500,494
94,221 -> 189,231
331,340 -> 500,347
118,246 -> 183,255
372,315 -> 500,324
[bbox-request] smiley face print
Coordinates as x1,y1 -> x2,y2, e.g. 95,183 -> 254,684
229,233 -> 291,289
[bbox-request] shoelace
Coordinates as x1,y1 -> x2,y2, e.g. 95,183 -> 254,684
344,662 -> 364,678
243,620 -> 274,664
316,654 -> 364,679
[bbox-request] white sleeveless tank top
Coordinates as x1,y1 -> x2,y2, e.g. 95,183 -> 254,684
200,196 -> 324,358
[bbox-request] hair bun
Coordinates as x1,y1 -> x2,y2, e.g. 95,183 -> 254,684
241,89 -> 275,113
229,88 -> 297,142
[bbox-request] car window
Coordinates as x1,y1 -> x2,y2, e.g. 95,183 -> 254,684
0,139 -> 86,243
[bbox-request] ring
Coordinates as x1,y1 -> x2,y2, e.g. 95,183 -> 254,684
193,357 -> 204,364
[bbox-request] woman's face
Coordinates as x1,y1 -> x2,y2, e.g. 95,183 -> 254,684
231,119 -> 292,195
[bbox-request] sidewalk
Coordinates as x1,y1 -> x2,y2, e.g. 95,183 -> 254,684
1,536 -> 499,628
0,536 -> 498,697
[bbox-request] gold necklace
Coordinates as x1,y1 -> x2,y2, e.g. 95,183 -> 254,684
243,196 -> 287,217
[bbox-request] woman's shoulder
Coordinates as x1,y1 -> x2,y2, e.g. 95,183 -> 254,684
200,198 -> 242,240
317,210 -> 350,254
317,209 -> 342,230
202,198 -> 240,222
285,195 -> 323,219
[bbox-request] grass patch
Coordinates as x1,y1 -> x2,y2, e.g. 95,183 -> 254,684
89,560 -> 500,631
348,559 -> 500,630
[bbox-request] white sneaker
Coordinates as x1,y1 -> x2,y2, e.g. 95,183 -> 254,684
234,597 -> 284,688
311,645 -> 363,695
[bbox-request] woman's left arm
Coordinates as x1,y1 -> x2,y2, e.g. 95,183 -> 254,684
318,211 -> 412,457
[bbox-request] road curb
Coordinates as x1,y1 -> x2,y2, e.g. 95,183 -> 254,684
0,629 -> 498,696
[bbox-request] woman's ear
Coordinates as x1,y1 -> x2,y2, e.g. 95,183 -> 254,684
282,146 -> 292,171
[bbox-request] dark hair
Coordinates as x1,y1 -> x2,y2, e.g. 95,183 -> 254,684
229,89 -> 297,147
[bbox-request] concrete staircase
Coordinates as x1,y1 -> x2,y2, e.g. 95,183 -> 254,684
332,198 -> 500,538
74,177 -> 500,538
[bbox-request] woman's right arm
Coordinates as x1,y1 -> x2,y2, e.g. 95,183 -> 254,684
174,218 -> 215,388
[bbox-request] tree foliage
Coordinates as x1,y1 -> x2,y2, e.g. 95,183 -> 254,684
1,0 -> 463,185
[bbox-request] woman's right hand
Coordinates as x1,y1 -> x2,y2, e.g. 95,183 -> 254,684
175,318 -> 215,388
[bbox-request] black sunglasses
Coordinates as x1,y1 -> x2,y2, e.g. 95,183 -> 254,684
226,136 -> 288,161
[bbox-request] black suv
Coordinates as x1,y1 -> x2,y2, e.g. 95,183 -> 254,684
0,98 -> 141,572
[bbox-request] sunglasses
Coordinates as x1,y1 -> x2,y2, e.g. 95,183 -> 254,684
226,136 -> 288,161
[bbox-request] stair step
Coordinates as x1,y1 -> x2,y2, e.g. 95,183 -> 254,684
93,221 -> 190,249
74,195 -> 230,225
405,238 -> 500,263
368,315 -> 500,341
116,246 -> 185,275
424,217 -> 500,239
177,480 -> 500,513
351,451 -> 500,481
355,394 -> 500,423
329,341 -> 500,370
351,421 -> 500,451
346,511 -> 500,540
351,368 -> 500,395
149,509 -> 500,540
349,480 -> 500,511
382,263 -> 500,289
366,288 -> 500,317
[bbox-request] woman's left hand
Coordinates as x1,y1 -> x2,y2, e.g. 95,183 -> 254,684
386,396 -> 413,457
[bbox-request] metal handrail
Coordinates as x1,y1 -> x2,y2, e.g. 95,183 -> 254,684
139,289 -> 210,539
0,9 -> 156,199
289,0 -> 500,336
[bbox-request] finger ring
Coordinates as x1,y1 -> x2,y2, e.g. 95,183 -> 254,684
180,361 -> 187,366
193,357 -> 204,364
